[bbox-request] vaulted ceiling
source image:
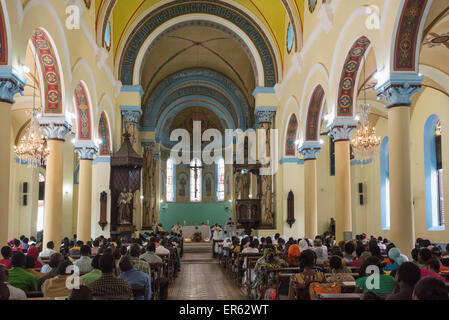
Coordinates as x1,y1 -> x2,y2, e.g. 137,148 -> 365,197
95,0 -> 304,67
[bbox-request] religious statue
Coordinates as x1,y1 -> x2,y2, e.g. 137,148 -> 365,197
179,176 -> 187,196
225,173 -> 231,195
205,176 -> 212,196
241,172 -> 251,199
117,188 -> 134,225
235,174 -> 242,199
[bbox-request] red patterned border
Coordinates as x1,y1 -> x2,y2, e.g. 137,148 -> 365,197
0,4 -> 8,65
285,114 -> 298,156
306,85 -> 325,141
74,82 -> 92,140
98,111 -> 111,156
394,0 -> 428,71
32,29 -> 62,114
337,36 -> 371,116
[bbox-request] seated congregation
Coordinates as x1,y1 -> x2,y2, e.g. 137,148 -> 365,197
0,232 -> 182,300
215,234 -> 449,301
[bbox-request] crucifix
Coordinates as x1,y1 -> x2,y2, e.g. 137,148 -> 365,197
189,160 -> 203,199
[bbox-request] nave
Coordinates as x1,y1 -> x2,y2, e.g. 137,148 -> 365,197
168,250 -> 246,300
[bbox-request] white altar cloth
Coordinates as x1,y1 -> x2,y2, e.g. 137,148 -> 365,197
182,225 -> 211,240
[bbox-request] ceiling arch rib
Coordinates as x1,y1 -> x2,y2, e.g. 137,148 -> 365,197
142,68 -> 252,132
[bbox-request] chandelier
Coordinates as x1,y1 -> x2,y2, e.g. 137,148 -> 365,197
351,55 -> 381,163
14,35 -> 50,167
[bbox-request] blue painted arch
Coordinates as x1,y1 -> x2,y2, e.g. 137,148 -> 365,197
143,69 -> 251,131
118,1 -> 278,86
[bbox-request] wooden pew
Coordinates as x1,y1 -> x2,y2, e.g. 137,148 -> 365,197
239,253 -> 263,297
317,293 -> 362,300
132,283 -> 149,300
157,253 -> 173,282
149,262 -> 163,300
26,291 -> 44,298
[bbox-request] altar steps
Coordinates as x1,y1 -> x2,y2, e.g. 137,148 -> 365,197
183,241 -> 213,253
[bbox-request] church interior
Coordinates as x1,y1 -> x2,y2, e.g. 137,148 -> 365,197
1,0 -> 449,301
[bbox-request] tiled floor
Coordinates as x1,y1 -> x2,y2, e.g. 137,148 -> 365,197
168,252 -> 247,300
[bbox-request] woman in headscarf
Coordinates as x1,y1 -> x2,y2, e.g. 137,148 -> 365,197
286,244 -> 301,267
288,250 -> 326,300
384,247 -> 405,272
298,239 -> 309,252
251,247 -> 286,300
26,246 -> 43,269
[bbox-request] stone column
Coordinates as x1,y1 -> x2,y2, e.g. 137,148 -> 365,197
74,142 -> 98,243
153,151 -> 161,225
39,117 -> 72,249
255,107 -> 276,227
0,69 -> 25,245
142,140 -> 156,228
328,118 -> 357,241
376,74 -> 423,257
298,141 -> 321,239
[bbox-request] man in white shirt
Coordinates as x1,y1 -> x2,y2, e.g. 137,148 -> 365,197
0,265 -> 26,300
171,222 -> 182,236
73,245 -> 93,274
38,241 -> 56,264
155,239 -> 170,257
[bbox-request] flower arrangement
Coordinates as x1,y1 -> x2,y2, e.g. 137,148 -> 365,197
192,232 -> 202,242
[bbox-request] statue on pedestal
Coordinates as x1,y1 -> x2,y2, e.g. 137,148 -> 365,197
117,188 -> 134,225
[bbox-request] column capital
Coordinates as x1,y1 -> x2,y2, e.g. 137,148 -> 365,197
375,73 -> 423,108
327,117 -> 358,142
120,106 -> 142,125
74,141 -> 98,160
255,106 -> 276,125
141,139 -> 156,152
298,141 -> 322,160
121,85 -> 144,97
39,116 -> 72,141
0,67 -> 26,104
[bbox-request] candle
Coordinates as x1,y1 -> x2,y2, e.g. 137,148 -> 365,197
184,220 -> 186,226
207,220 -> 209,225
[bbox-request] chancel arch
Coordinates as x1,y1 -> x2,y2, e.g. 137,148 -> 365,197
117,1 -> 281,88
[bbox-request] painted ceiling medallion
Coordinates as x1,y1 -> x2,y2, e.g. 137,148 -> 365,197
423,32 -> 449,48
308,0 -> 318,13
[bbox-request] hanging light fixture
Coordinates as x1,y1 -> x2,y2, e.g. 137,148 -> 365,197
14,34 -> 50,168
351,54 -> 381,162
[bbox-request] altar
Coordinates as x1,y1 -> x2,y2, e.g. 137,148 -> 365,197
182,225 -> 211,241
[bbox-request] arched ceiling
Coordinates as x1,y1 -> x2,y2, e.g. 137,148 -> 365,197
140,23 -> 255,104
96,0 -> 304,67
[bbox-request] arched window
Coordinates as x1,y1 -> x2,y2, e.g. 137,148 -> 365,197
166,158 -> 176,202
190,158 -> 202,202
216,158 -> 225,201
380,137 -> 390,230
424,115 -> 445,230
37,172 -> 45,232
104,21 -> 111,51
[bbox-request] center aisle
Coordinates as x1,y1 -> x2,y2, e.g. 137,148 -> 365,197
168,247 -> 247,300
